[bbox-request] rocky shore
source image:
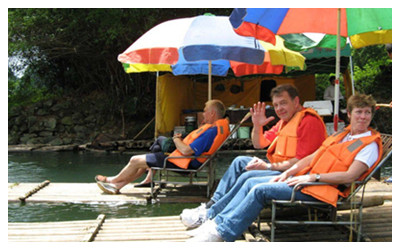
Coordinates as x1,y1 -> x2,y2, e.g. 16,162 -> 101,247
8,96 -> 255,153
8,137 -> 254,153
8,94 -> 155,149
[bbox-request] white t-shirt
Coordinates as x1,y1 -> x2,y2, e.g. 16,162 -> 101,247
341,131 -> 379,168
324,85 -> 344,101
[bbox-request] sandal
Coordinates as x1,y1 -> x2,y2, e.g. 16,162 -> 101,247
96,181 -> 120,194
95,175 -> 107,182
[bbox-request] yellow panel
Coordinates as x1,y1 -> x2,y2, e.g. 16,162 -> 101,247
125,63 -> 172,73
155,74 -> 316,135
350,30 -> 392,49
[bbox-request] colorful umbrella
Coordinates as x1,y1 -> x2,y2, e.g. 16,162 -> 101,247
230,8 -> 392,49
122,63 -> 171,73
118,15 -> 305,99
230,8 -> 392,130
172,35 -> 305,77
118,15 -> 264,100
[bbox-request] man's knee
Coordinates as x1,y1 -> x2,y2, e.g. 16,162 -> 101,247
231,156 -> 251,169
129,155 -> 143,165
233,155 -> 250,162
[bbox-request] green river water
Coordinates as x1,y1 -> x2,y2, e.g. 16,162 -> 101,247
8,151 -> 391,223
8,151 -> 239,223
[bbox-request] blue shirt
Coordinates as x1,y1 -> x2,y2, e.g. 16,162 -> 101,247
188,126 -> 218,167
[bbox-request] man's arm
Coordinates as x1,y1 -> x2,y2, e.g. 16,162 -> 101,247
271,151 -> 317,182
172,134 -> 194,156
251,125 -> 271,149
269,157 -> 299,171
245,157 -> 299,172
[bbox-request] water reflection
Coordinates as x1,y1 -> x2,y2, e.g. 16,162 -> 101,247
8,151 -> 391,222
8,202 -> 199,223
8,151 -> 239,222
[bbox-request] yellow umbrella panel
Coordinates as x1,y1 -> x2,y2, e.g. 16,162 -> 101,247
122,63 -> 172,73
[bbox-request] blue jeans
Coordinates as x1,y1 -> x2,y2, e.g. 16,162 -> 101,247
211,156 -> 281,203
213,175 -> 319,242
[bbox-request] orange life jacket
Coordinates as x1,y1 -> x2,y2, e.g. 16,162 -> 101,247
168,118 -> 230,169
266,108 -> 326,163
297,126 -> 383,207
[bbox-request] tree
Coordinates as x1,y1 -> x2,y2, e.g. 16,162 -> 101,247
352,45 -> 392,134
8,8 -> 232,137
315,45 -> 392,133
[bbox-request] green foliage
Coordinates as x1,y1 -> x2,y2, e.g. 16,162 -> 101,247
8,74 -> 58,110
315,45 -> 392,133
352,45 -> 392,134
352,45 -> 391,98
8,8 -> 392,135
8,8 -> 233,120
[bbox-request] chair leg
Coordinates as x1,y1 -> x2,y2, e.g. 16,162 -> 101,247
150,170 -> 155,198
271,202 -> 276,242
207,164 -> 211,198
206,162 -> 215,198
357,204 -> 363,242
330,207 -> 337,221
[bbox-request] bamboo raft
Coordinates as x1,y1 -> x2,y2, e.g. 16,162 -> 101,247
8,180 -> 392,242
8,180 -> 391,205
8,201 -> 392,242
8,181 -> 210,204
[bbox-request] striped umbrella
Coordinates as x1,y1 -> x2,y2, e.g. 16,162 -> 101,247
230,8 -> 392,130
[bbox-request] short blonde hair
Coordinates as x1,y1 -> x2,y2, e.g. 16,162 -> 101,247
206,99 -> 226,119
347,93 -> 377,116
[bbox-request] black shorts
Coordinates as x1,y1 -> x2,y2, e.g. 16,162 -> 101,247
146,152 -> 171,168
145,152 -> 199,170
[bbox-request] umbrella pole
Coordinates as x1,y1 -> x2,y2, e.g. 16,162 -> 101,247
208,60 -> 212,101
349,55 -> 355,95
155,71 -> 159,138
334,8 -> 342,132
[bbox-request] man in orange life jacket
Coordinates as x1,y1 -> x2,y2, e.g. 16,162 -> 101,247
181,84 -> 327,229
188,93 -> 382,242
95,99 -> 229,194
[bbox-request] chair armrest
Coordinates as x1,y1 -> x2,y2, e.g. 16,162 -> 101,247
290,181 -> 364,202
154,155 -> 210,170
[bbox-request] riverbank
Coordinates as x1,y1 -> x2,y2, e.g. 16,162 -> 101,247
8,137 -> 255,153
8,93 -> 155,147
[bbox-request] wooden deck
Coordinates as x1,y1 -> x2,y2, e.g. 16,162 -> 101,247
8,180 -> 392,242
254,201 -> 392,242
8,180 -> 391,205
8,201 -> 392,242
8,181 -> 209,204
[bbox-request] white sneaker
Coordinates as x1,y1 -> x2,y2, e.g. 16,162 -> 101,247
186,220 -> 224,242
180,203 -> 208,229
186,219 -> 213,237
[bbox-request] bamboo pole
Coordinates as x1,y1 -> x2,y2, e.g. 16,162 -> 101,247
82,214 -> 106,242
132,116 -> 155,141
19,180 -> 50,202
376,103 -> 392,108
